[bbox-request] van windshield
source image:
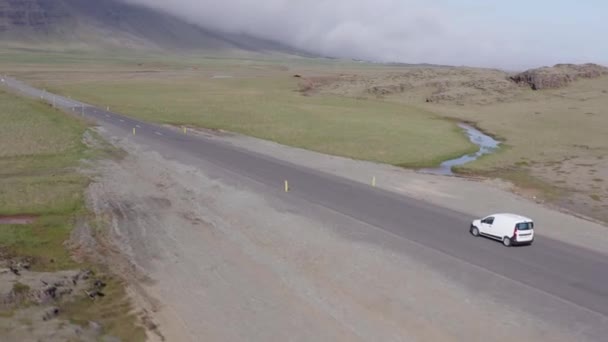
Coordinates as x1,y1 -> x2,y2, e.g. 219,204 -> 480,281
516,222 -> 533,230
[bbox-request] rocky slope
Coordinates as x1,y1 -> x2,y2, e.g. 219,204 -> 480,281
0,0 -> 309,55
510,63 -> 608,90
308,63 -> 608,105
0,0 -> 66,30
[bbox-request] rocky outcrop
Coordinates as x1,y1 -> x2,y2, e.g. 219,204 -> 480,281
0,0 -> 69,31
510,63 -> 608,90
367,83 -> 412,96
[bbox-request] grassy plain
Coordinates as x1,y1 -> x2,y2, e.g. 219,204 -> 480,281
0,89 -> 145,340
1,48 -> 477,168
2,47 -> 606,222
413,78 -> 608,221
316,69 -> 608,221
49,77 -> 477,167
0,89 -> 89,268
442,93 -> 607,200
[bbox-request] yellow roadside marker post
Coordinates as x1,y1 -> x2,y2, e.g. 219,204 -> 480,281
184,127 -> 187,134
372,176 -> 376,187
133,128 -> 136,135
284,180 -> 289,192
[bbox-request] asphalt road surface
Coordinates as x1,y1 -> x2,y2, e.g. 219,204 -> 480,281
2,76 -> 607,339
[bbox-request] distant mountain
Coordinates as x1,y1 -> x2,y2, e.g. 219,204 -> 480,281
0,0 -> 315,56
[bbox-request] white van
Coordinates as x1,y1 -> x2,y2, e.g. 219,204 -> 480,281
470,213 -> 534,247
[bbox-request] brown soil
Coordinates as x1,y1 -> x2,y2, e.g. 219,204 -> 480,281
0,215 -> 37,225
310,67 -> 526,105
297,75 -> 341,95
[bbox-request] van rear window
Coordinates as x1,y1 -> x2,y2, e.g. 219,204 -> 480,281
517,222 -> 533,230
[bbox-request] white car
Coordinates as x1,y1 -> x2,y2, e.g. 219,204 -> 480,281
470,213 -> 534,247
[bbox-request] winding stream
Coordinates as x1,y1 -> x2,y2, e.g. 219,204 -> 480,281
420,123 -> 500,176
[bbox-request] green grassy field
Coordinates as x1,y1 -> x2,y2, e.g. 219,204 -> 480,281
0,89 -> 145,340
0,90 -> 90,268
9,72 -> 474,169
0,47 -> 481,168
423,79 -> 608,173
5,48 -> 604,222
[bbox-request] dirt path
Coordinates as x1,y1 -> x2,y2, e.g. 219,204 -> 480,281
85,131 -> 591,341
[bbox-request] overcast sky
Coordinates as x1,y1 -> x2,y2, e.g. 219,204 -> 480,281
123,0 -> 607,70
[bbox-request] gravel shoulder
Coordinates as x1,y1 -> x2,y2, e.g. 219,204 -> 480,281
86,128 -> 602,342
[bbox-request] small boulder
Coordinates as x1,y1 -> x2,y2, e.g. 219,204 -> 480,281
42,307 -> 60,321
89,321 -> 103,335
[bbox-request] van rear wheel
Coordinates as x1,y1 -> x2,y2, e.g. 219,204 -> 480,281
503,237 -> 512,247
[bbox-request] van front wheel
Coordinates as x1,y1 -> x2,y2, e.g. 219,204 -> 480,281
470,226 -> 480,236
503,237 -> 512,247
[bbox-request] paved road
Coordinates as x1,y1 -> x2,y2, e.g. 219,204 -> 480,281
2,76 -> 607,339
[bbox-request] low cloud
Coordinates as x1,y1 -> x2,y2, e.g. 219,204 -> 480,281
122,0 -> 607,70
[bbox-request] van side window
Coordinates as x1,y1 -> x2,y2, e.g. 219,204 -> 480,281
482,217 -> 495,224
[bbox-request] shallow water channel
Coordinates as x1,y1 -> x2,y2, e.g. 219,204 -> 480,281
420,123 -> 500,176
